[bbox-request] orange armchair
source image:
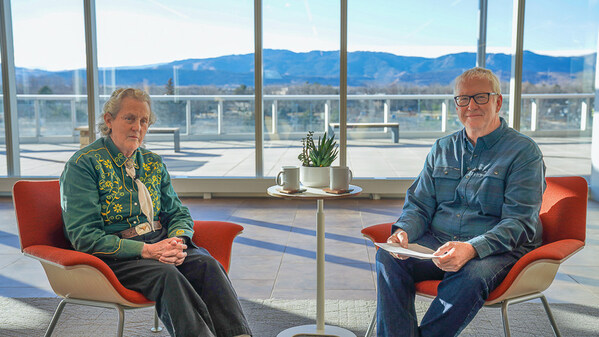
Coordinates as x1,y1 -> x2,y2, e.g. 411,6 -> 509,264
362,176 -> 588,337
13,180 -> 244,337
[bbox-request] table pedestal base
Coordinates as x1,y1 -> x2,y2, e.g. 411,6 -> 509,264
277,324 -> 356,337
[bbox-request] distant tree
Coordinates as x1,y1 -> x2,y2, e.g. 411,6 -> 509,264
234,84 -> 248,95
165,78 -> 175,95
38,85 -> 53,94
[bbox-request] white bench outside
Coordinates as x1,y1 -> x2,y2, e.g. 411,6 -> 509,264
147,127 -> 181,152
328,122 -> 400,143
75,126 -> 181,152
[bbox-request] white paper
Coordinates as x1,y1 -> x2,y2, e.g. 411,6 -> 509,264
375,243 -> 437,259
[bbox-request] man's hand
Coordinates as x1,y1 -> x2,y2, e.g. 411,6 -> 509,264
386,229 -> 409,260
432,241 -> 477,272
141,237 -> 187,265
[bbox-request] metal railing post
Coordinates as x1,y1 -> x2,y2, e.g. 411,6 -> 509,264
324,100 -> 330,133
441,100 -> 448,133
272,99 -> 278,134
581,99 -> 588,131
217,99 -> 223,135
186,99 -> 191,135
531,98 -> 538,132
384,99 -> 390,132
34,99 -> 41,138
71,98 -> 77,137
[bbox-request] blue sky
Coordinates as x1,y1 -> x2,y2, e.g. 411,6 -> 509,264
10,0 -> 599,70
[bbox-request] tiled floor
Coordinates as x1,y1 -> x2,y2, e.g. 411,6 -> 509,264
1,194 -> 598,309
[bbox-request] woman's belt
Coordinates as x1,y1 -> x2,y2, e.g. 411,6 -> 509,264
117,221 -> 162,239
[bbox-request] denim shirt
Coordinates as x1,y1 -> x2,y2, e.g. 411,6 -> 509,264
393,118 -> 546,258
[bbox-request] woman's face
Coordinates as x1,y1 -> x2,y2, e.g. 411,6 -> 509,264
104,96 -> 150,157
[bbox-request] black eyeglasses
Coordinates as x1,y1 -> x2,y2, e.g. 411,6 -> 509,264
454,92 -> 498,107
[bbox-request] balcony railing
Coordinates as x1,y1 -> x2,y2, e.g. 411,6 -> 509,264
2,93 -> 594,141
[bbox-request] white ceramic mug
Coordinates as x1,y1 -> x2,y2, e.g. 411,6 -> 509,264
276,166 -> 300,191
329,166 -> 353,191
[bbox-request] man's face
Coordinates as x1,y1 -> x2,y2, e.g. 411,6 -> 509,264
455,77 -> 502,141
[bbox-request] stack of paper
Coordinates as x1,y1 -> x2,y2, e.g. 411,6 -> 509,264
375,243 -> 437,259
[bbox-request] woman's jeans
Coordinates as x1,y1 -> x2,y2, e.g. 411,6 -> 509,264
375,234 -> 523,337
102,247 -> 251,337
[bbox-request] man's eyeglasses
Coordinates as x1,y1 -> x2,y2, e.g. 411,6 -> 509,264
454,93 -> 498,107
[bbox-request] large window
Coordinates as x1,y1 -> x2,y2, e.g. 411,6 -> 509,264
96,0 -> 254,177
521,0 -> 598,177
11,0 -> 86,176
0,51 -> 5,176
346,1 -> 480,178
0,0 -> 595,188
485,0 -> 512,122
262,0 -> 341,177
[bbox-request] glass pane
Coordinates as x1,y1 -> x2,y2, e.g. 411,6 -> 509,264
486,0 -> 512,123
262,0 -> 340,177
523,0 -> 598,178
12,0 -> 86,177
347,1 -> 478,178
97,0 -> 254,177
0,45 -> 4,176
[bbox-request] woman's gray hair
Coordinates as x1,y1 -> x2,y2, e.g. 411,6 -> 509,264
99,88 -> 156,136
454,67 -> 501,95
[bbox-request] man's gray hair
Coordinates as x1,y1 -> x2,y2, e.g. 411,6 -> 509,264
454,67 -> 501,95
99,88 -> 156,136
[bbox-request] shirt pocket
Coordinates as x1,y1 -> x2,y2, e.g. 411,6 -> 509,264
475,168 -> 507,216
432,166 -> 461,203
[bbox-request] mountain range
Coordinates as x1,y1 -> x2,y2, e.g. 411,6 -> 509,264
15,49 -> 597,89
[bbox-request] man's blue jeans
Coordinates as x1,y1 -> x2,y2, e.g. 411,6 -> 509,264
375,233 -> 523,337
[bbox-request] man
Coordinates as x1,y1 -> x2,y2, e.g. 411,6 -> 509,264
376,67 -> 546,337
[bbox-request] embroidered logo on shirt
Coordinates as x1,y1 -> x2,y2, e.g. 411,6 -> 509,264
176,229 -> 185,236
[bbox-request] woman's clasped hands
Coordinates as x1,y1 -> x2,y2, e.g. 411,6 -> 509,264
141,237 -> 187,265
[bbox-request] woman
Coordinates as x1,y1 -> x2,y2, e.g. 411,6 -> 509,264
60,88 -> 252,337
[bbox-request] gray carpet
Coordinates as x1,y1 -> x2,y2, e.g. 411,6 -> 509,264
0,297 -> 598,336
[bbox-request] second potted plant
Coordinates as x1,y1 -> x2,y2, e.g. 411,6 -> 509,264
298,131 -> 338,187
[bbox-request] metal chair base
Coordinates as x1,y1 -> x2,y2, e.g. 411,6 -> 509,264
493,292 -> 561,337
364,292 -> 562,337
151,309 -> 163,332
364,308 -> 376,337
44,298 -> 160,337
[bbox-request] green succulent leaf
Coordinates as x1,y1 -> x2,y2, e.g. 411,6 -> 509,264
300,131 -> 338,167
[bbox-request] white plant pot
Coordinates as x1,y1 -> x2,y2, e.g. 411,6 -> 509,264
300,166 -> 330,187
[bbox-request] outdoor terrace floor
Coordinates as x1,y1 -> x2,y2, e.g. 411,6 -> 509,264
2,136 -> 593,178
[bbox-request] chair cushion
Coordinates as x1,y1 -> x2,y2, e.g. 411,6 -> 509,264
24,245 -> 152,304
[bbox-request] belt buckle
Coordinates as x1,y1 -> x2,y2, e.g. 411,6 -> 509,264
134,222 -> 152,236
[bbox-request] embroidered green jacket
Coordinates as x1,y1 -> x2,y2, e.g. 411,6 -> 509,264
60,136 -> 194,259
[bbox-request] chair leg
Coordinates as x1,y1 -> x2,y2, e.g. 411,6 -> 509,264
151,307 -> 163,332
45,299 -> 67,337
365,311 -> 376,337
115,305 -> 125,337
539,294 -> 562,337
500,301 -> 511,337
499,294 -> 562,337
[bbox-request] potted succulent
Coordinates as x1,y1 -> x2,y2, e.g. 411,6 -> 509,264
298,131 -> 339,187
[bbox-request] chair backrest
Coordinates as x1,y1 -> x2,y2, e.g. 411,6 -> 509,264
13,180 -> 242,274
362,176 -> 589,247
13,180 -> 71,251
540,176 -> 587,244
192,220 -> 243,273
